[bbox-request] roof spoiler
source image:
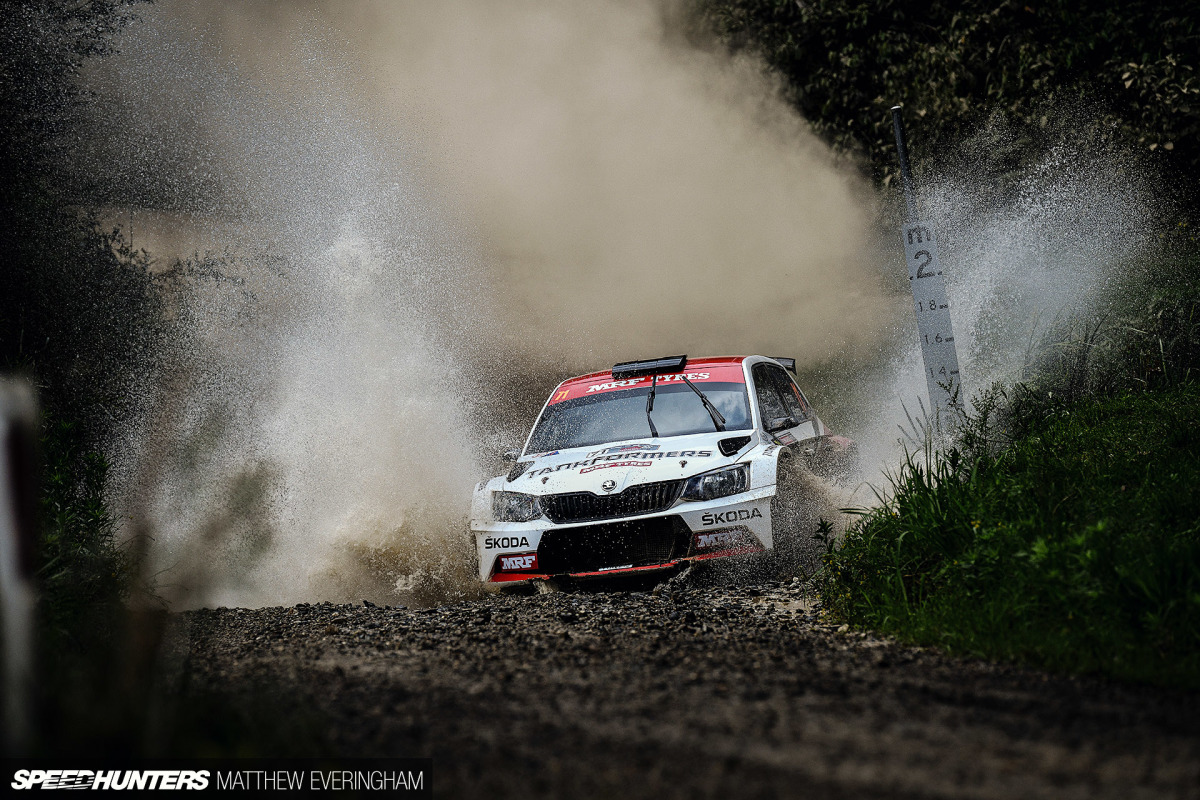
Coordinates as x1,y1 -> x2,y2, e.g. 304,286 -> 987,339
612,355 -> 687,380
770,356 -> 797,374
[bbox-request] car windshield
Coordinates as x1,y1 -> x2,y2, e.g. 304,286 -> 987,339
525,382 -> 752,453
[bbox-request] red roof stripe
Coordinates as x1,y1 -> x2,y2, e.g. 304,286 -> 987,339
548,358 -> 748,406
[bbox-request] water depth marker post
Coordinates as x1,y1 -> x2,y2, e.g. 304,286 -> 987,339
891,105 -> 962,418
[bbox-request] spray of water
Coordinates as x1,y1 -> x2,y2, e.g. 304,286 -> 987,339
90,0 -> 896,608
852,117 -> 1164,476
87,2 -> 1166,607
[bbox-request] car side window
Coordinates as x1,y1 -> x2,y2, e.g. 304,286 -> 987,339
782,375 -> 811,420
753,363 -> 811,428
752,363 -> 790,427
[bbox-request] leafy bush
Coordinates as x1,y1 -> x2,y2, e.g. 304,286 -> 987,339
694,0 -> 1200,192
820,383 -> 1200,688
1,1 -> 158,651
35,414 -> 134,651
1005,231 -> 1200,422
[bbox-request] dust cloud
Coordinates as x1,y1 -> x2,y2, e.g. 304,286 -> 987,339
190,0 -> 891,367
91,0 -> 892,608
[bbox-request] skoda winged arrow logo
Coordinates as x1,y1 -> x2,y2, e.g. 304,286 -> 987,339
601,479 -> 617,492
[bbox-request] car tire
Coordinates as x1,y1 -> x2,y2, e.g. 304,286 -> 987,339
769,455 -> 823,580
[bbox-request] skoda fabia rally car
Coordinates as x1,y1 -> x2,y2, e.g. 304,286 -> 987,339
470,355 -> 856,589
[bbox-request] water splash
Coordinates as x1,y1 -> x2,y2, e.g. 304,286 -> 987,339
93,0 -> 887,607
851,118 -> 1164,480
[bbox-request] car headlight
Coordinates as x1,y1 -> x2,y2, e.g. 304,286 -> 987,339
492,491 -> 543,522
681,464 -> 750,502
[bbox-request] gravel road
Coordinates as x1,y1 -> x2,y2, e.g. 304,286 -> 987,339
171,577 -> 1200,799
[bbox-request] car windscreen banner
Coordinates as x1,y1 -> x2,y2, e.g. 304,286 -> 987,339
549,364 -> 745,405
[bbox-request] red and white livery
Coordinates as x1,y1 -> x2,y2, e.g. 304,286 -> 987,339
470,356 -> 856,588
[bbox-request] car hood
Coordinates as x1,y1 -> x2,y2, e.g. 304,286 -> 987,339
510,431 -> 755,495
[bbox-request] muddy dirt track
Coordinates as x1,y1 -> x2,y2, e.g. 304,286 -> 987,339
170,578 -> 1200,799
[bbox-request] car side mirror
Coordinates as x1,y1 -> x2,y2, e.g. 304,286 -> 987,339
502,449 -> 520,463
765,416 -> 796,433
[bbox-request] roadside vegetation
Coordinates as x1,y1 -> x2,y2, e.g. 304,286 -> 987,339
817,240 -> 1200,688
819,382 -> 1200,688
692,0 -> 1200,689
2,2 -> 156,656
694,0 -> 1200,190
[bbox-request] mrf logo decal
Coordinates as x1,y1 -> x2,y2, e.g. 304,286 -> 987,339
585,372 -> 711,393
499,553 -> 538,571
700,508 -> 762,526
548,363 -> 745,405
696,531 -> 740,549
694,528 -> 763,553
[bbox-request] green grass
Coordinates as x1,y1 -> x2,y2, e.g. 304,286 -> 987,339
819,384 -> 1200,688
34,414 -> 133,652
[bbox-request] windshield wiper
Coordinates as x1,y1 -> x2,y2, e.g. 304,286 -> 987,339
681,375 -> 726,432
645,374 -> 660,437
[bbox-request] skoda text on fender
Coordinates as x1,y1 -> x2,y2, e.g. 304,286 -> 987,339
469,356 -> 857,588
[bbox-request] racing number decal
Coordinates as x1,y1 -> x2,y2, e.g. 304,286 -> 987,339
553,389 -> 570,402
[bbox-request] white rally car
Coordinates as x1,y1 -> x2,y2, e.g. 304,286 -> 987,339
470,355 -> 856,589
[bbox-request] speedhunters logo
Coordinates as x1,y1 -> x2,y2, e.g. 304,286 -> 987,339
8,761 -> 430,795
11,770 -> 209,790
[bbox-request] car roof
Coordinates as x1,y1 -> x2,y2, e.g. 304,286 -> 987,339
560,356 -> 748,385
548,356 -> 757,402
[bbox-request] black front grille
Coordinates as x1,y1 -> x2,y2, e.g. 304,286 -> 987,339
541,479 -> 685,523
537,516 -> 691,574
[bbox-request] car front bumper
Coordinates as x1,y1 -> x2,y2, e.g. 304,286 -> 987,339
473,486 -> 775,586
